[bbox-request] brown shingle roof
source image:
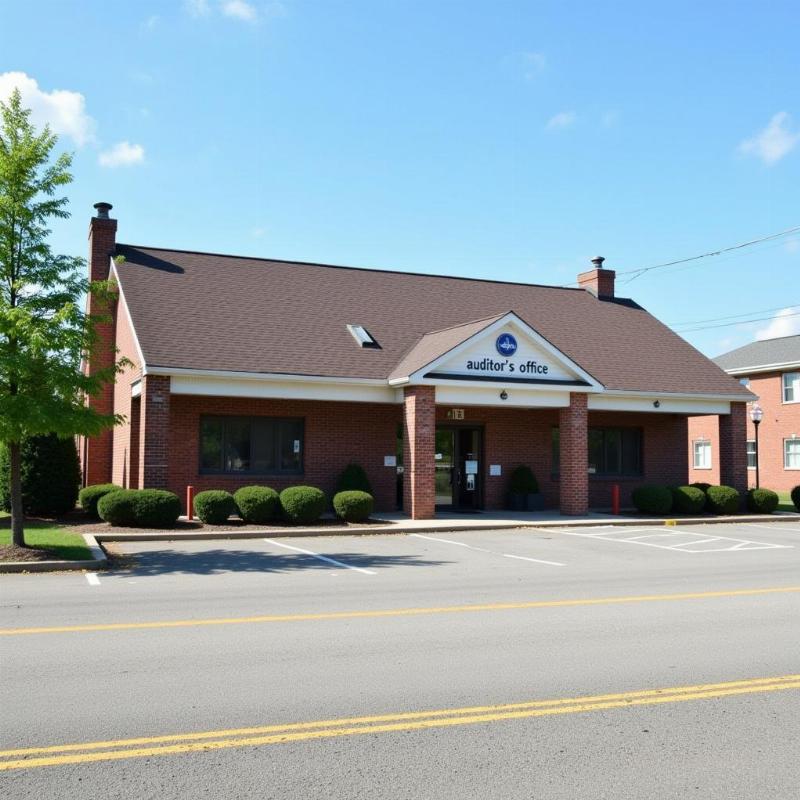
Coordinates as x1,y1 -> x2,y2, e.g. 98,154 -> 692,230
113,244 -> 751,398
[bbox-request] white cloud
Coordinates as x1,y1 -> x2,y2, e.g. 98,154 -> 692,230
546,111 -> 576,131
184,0 -> 211,16
144,14 -> 160,29
785,238 -> 800,254
521,52 -> 546,80
221,0 -> 258,22
0,71 -> 95,146
755,307 -> 800,341
98,141 -> 145,168
739,112 -> 799,165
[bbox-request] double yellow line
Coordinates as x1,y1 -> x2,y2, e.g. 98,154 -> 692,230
3,674 -> 799,771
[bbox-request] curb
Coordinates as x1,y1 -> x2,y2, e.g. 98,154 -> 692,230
0,534 -> 108,574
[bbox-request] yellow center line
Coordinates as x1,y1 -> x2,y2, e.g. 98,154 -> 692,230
2,675 -> 799,771
2,585 -> 799,637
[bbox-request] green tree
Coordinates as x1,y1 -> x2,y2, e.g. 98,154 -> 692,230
0,89 -> 123,547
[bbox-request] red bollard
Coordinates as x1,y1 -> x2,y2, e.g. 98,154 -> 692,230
611,484 -> 620,516
186,485 -> 194,521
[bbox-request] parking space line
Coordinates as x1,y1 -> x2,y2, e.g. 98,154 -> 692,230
85,573 -> 100,586
262,539 -> 376,575
410,533 -> 565,566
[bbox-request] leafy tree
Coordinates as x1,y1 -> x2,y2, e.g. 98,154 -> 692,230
0,89 -> 124,547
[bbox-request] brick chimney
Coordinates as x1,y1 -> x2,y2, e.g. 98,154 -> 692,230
81,202 -> 118,486
577,256 -> 615,299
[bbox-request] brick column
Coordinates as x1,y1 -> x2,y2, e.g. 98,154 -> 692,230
559,393 -> 589,516
403,385 -> 436,520
719,401 -> 748,496
137,375 -> 171,489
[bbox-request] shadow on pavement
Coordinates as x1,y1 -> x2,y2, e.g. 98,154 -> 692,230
109,548 -> 451,576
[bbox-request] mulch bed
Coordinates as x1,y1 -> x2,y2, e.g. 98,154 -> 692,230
0,544 -> 62,562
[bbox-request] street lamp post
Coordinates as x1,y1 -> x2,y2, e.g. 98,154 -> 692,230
750,404 -> 763,489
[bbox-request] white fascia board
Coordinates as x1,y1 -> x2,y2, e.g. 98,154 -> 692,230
149,365 -> 389,385
434,385 -> 571,408
109,262 -> 147,372
724,362 -> 800,376
601,388 -> 756,403
413,375 -> 602,392
589,394 -> 731,415
404,312 -> 605,390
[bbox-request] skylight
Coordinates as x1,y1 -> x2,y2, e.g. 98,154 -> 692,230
347,324 -> 380,349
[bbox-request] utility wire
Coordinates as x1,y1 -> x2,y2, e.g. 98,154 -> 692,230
669,302 -> 800,329
676,309 -> 800,334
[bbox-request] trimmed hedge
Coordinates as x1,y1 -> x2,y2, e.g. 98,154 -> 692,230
747,488 -> 779,514
706,485 -> 740,515
509,465 -> 539,494
792,485 -> 800,512
80,483 -> 124,520
690,482 -> 712,493
333,490 -> 374,523
194,490 -> 236,525
336,463 -> 372,495
280,486 -> 326,525
97,489 -> 181,528
671,485 -> 706,515
0,434 -> 81,517
234,486 -> 279,524
631,485 -> 673,515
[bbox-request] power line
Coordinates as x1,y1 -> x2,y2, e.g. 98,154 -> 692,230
669,302 -> 800,329
675,309 -> 800,334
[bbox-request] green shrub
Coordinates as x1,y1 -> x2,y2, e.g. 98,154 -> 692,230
747,488 -> 779,514
333,490 -> 374,522
671,485 -> 706,515
193,490 -> 236,525
335,463 -> 372,495
97,489 -> 181,528
280,486 -> 326,525
234,486 -> 279,524
509,465 -> 538,494
98,490 -> 138,527
690,482 -> 712,493
79,483 -> 124,519
792,485 -> 800,512
706,485 -> 740,515
631,485 -> 673,515
0,434 -> 81,517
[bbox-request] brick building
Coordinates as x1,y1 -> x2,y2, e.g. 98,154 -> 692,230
688,335 -> 800,493
80,203 -> 752,519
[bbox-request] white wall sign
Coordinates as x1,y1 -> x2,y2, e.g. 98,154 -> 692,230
465,460 -> 478,475
489,464 -> 502,476
384,455 -> 397,467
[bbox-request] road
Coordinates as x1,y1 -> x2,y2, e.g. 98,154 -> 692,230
2,520 -> 800,798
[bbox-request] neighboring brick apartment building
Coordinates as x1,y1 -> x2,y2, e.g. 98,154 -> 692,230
688,335 -> 800,493
80,203 -> 752,519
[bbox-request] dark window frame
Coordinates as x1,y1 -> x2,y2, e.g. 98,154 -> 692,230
552,425 -> 643,478
199,415 -> 305,476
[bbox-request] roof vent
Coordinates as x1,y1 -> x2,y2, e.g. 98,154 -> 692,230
347,324 -> 380,349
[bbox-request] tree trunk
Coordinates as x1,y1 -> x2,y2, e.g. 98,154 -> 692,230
9,441 -> 25,547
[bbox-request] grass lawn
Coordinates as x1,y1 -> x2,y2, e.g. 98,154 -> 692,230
777,491 -> 797,513
0,520 -> 91,560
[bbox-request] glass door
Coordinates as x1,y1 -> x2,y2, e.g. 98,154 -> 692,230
434,429 -> 455,507
434,427 -> 482,510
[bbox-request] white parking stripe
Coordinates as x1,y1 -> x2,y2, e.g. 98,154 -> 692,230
410,533 -> 565,566
262,539 -> 376,575
85,573 -> 100,586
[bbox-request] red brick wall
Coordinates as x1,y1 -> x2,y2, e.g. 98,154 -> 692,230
139,376 -> 171,489
559,394 -> 589,514
403,386 -> 436,519
169,395 -> 401,512
720,402 -> 748,495
577,268 -> 616,299
687,414 -> 720,485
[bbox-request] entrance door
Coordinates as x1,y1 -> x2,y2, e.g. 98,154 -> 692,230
434,427 -> 482,510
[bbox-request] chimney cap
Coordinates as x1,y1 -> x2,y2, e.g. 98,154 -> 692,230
93,202 -> 113,219
591,255 -> 605,268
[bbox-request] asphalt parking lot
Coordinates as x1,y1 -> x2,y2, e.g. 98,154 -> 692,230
3,520 -> 800,799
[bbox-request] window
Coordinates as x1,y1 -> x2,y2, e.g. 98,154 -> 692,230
785,438 -> 800,470
783,372 -> 800,403
693,440 -> 712,470
552,426 -> 642,477
200,416 -> 303,475
746,440 -> 757,469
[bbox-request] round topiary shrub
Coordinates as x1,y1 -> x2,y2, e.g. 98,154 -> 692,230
792,485 -> 800,512
193,490 -> 236,525
671,485 -> 706,515
747,488 -> 779,514
335,463 -> 372,495
234,486 -> 279,524
631,485 -> 673,515
509,466 -> 539,494
705,485 -> 740,515
79,483 -> 124,520
97,490 -> 138,527
132,489 -> 181,528
280,486 -> 326,525
0,434 -> 81,517
333,490 -> 374,523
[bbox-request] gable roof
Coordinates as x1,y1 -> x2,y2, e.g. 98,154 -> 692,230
112,244 -> 751,398
714,335 -> 800,374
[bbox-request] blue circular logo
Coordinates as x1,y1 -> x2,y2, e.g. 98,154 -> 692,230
496,333 -> 518,357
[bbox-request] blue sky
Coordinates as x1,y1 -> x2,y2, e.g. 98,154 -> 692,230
1,0 -> 798,357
